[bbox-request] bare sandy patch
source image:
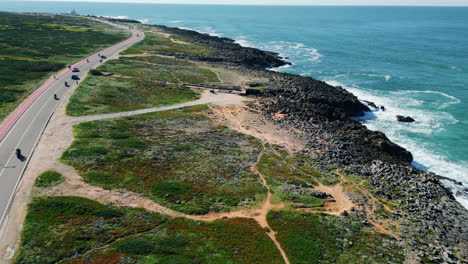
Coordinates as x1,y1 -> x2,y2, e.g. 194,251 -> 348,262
210,105 -> 306,153
314,183 -> 355,215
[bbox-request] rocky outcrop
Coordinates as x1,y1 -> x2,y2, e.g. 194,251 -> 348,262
279,183 -> 329,199
104,17 -> 142,23
397,115 -> 415,123
153,25 -> 289,69
346,161 -> 468,263
265,72 -> 371,119
363,100 -> 378,109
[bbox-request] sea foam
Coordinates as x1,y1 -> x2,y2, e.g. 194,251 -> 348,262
104,15 -> 129,19
137,18 -> 149,24
235,36 -> 322,65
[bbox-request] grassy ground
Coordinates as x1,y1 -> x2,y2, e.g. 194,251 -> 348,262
62,105 -> 266,214
34,170 -> 65,188
15,196 -> 282,264
101,56 -> 220,84
120,29 -> 211,56
14,196 -> 168,264
66,74 -> 198,116
257,146 -> 339,206
66,55 -> 219,116
0,12 -> 129,122
267,210 -> 404,264
63,217 -> 283,264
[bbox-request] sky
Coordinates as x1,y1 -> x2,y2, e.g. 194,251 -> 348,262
22,0 -> 468,6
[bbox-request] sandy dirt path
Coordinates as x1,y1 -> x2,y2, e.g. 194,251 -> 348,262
251,148 -> 291,264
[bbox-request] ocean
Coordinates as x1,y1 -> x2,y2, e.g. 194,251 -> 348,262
1,2 -> 467,208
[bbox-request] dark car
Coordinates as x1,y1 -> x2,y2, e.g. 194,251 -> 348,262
100,55 -> 107,59
71,75 -> 80,80
71,67 -> 80,72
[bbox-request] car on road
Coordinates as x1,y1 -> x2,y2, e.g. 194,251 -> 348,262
100,55 -> 107,59
71,75 -> 80,80
71,67 -> 80,72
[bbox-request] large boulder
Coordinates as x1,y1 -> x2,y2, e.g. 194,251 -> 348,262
396,115 -> 415,123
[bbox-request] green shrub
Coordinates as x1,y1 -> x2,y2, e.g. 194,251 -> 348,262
152,181 -> 192,200
113,138 -> 146,148
15,196 -> 168,264
107,132 -> 130,139
118,237 -> 155,255
154,236 -> 189,255
34,170 -> 64,187
83,171 -> 118,189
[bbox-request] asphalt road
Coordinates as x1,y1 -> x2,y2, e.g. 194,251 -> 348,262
0,19 -> 143,228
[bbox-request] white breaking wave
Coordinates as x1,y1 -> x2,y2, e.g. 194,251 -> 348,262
440,179 -> 468,209
235,36 -> 255,47
197,26 -> 223,37
325,79 -> 468,210
235,36 -> 322,65
179,26 -> 223,37
449,65 -> 462,71
167,20 -> 185,24
266,41 -> 322,63
332,73 -> 391,81
104,15 -> 129,19
392,90 -> 461,109
364,74 -> 392,81
270,63 -> 294,72
137,18 -> 149,24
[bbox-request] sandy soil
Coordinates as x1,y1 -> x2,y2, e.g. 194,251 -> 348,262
314,183 -> 355,215
210,106 -> 306,153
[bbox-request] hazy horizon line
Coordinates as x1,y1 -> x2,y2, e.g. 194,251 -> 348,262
19,0 -> 468,7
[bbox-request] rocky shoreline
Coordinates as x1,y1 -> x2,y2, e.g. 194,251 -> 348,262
149,23 -> 468,263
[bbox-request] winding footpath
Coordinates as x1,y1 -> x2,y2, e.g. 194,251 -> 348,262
0,18 -> 143,235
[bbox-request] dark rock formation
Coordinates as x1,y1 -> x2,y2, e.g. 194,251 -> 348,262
363,100 -> 378,109
397,115 -> 415,123
152,25 -> 289,69
105,17 -> 141,23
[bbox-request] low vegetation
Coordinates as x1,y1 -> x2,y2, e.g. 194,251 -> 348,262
15,196 -> 282,264
66,74 -> 198,116
66,55 -> 220,116
14,196 -> 168,264
267,210 -> 404,264
34,170 -> 65,187
62,105 -> 266,214
121,29 -> 211,56
0,12 -> 129,122
257,146 -> 339,206
101,55 -> 220,84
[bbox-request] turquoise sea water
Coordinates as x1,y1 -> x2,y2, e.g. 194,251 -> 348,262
1,2 -> 467,207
